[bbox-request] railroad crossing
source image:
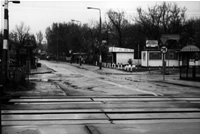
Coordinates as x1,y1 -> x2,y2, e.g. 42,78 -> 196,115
2,96 -> 200,134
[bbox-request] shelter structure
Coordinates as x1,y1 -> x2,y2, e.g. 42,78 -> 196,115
179,45 -> 200,81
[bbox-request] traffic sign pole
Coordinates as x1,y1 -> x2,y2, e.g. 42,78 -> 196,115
161,46 -> 167,81
162,53 -> 166,81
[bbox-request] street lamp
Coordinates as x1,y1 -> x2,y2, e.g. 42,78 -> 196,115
10,0 -> 20,3
2,0 -> 20,84
71,19 -> 81,25
87,6 -> 102,69
71,19 -> 83,66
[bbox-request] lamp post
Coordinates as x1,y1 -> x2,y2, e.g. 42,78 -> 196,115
2,0 -> 20,84
71,19 -> 81,26
87,7 -> 102,69
71,19 -> 82,66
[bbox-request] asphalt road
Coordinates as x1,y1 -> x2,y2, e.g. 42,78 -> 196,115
29,60 -> 200,97
1,60 -> 200,134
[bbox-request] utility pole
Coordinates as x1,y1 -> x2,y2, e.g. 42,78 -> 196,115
2,0 -> 20,84
1,1 -> 20,134
2,0 -> 9,84
138,44 -> 140,67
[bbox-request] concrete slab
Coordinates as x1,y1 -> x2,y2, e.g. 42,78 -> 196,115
107,112 -> 200,119
2,113 -> 108,120
9,98 -> 93,102
101,101 -> 200,109
93,97 -> 200,102
3,101 -> 200,110
13,102 -> 102,105
2,120 -> 110,126
2,109 -> 103,114
103,108 -> 200,113
112,119 -> 200,124
86,122 -> 200,134
2,125 -> 89,134
19,96 -> 159,99
3,108 -> 199,114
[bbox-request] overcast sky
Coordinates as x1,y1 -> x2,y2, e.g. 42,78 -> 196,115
1,0 -> 200,36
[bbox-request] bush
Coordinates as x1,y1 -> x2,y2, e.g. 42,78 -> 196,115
128,58 -> 133,65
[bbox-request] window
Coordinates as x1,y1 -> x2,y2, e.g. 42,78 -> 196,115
166,51 -> 178,60
149,52 -> 162,60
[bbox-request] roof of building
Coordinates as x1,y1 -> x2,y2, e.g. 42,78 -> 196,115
109,47 -> 134,53
180,45 -> 200,52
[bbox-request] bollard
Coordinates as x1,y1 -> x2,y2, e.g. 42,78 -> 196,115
130,65 -> 132,72
124,65 -> 126,71
112,63 -> 114,68
128,64 -> 131,71
132,65 -> 136,72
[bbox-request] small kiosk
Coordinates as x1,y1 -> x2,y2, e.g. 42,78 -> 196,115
109,47 -> 134,64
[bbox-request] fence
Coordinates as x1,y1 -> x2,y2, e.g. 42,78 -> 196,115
9,66 -> 26,84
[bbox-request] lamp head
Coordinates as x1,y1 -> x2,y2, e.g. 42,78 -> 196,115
87,7 -> 93,9
10,1 -> 20,4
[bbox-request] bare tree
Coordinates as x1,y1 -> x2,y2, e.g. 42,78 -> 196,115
135,2 -> 186,39
107,9 -> 128,47
36,30 -> 43,45
13,22 -> 30,46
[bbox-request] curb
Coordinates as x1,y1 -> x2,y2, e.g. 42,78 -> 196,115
155,80 -> 200,88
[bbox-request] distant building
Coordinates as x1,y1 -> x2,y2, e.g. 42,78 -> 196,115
109,47 -> 134,64
141,38 -> 180,67
141,50 -> 179,67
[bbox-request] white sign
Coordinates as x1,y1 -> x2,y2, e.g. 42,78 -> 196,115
102,40 -> 107,44
146,40 -> 158,47
109,47 -> 134,53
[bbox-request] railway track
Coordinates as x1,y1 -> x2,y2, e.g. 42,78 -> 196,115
1,96 -> 200,134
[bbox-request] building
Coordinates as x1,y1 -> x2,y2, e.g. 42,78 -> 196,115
108,47 -> 134,64
141,49 -> 179,67
141,38 -> 180,67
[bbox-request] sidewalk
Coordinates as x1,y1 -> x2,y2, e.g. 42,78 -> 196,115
30,64 -> 54,75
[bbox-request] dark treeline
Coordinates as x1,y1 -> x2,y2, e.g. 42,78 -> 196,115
45,2 -> 200,63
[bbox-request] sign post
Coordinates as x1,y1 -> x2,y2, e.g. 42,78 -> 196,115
161,46 -> 167,80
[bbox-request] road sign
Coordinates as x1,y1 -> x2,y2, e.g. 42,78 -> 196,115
160,37 -> 168,45
161,46 -> 167,53
146,40 -> 158,47
102,40 -> 107,44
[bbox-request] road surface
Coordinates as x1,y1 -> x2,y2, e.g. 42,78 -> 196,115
1,60 -> 200,134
